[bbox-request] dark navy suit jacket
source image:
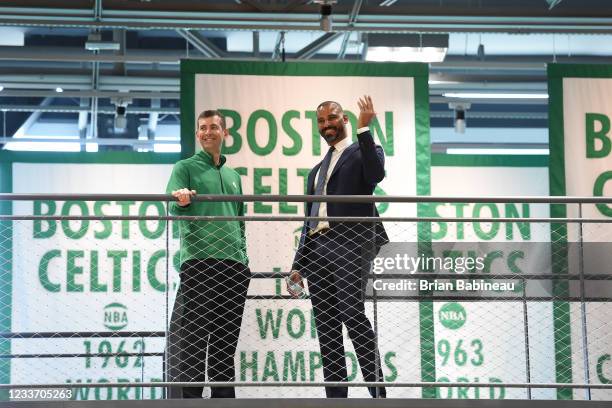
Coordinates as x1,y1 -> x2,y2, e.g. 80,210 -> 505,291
292,130 -> 389,275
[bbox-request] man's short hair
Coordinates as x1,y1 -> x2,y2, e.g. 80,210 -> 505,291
197,110 -> 226,129
317,101 -> 343,112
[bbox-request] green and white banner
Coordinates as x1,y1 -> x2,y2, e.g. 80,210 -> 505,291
548,64 -> 612,400
430,154 -> 555,399
181,60 -> 431,398
2,153 -> 179,400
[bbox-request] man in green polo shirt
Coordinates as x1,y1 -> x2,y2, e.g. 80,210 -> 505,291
166,109 -> 249,399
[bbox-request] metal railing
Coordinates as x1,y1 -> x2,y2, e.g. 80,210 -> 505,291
0,194 -> 611,401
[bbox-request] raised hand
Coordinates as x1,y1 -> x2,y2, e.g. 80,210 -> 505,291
357,95 -> 376,128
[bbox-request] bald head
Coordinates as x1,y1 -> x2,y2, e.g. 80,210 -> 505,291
317,100 -> 344,113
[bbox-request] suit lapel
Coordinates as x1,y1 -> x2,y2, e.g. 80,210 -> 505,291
328,142 -> 357,182
308,161 -> 322,194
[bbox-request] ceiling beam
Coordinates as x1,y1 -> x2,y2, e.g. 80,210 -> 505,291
0,46 -> 611,67
0,89 -> 179,99
238,0 -> 265,12
430,96 -> 547,105
0,46 -> 184,63
77,98 -> 89,140
12,97 -> 52,138
271,31 -> 284,60
0,73 -> 180,91
0,137 -> 178,146
430,111 -> 547,120
112,28 -> 127,75
338,0 -> 363,59
252,31 -> 260,58
0,105 -> 179,114
295,33 -> 343,60
1,9 -> 612,33
176,29 -> 225,58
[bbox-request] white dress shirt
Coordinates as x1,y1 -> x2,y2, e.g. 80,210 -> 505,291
311,127 -> 370,233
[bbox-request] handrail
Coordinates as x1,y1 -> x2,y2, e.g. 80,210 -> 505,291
1,381 -> 611,390
1,193 -> 612,204
2,215 -> 611,223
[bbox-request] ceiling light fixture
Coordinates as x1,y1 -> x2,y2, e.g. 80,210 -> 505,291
443,92 -> 548,99
112,97 -> 132,132
366,34 -> 448,63
313,0 -> 337,32
477,43 -> 485,61
367,46 -> 447,63
428,80 -> 460,85
447,148 -> 550,155
449,102 -> 471,134
85,32 -> 120,51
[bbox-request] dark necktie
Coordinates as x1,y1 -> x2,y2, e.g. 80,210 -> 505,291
308,146 -> 335,230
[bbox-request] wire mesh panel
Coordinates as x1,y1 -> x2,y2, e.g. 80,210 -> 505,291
7,212 -> 176,400
0,196 -> 611,402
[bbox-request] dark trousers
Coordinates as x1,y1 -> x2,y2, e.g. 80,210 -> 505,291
176,258 -> 250,399
305,232 -> 386,398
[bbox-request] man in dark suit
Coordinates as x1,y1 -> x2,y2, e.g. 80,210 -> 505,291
288,96 -> 389,398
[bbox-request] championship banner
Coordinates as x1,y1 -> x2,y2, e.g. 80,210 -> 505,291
429,154 -> 555,399
548,64 -> 612,400
180,60 -> 431,398
2,152 -> 179,401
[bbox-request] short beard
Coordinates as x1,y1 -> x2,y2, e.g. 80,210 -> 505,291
320,127 -> 344,145
322,133 -> 339,144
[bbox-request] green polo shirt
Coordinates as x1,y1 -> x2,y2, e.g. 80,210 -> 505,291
166,150 -> 248,266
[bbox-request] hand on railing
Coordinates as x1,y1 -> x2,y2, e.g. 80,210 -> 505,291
172,188 -> 196,207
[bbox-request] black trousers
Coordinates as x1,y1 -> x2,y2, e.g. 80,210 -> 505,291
305,232 -> 386,398
176,258 -> 250,399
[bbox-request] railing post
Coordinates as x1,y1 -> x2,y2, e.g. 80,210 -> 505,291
370,204 -> 382,398
521,270 -> 532,399
578,202 -> 592,400
163,199 -> 170,398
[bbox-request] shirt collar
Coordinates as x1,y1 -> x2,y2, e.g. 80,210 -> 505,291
196,149 -> 226,167
331,134 -> 351,153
